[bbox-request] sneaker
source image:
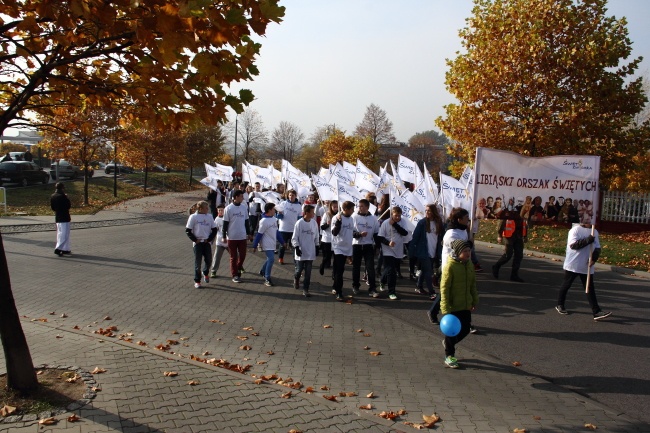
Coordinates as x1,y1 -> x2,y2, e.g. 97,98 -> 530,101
258,270 -> 264,277
444,356 -> 459,369
593,311 -> 612,321
415,269 -> 421,277
474,263 -> 483,272
239,267 -> 246,274
491,265 -> 499,279
555,305 -> 568,315
264,279 -> 273,287
278,258 -> 284,265
388,294 -> 399,300
510,276 -> 525,283
352,287 -> 360,295
203,275 -> 210,284
369,291 -> 379,298
54,249 -> 63,257
332,289 -> 337,295
335,295 -> 344,302
303,290 -> 311,298
426,310 -> 438,324
379,283 -> 386,292
232,276 -> 241,283
429,293 -> 437,301
414,288 -> 424,294
194,282 -> 202,289
469,325 -> 478,334
210,271 -> 217,278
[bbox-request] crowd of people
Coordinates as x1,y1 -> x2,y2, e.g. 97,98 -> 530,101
183,180 -> 612,368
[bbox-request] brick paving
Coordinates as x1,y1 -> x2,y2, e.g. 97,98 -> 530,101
1,190 -> 647,432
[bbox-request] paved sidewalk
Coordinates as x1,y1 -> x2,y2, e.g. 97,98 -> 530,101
1,191 -> 648,432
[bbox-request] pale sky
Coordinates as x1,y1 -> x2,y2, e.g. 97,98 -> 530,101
227,0 -> 650,143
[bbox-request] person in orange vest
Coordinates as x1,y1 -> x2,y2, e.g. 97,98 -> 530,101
491,209 -> 527,282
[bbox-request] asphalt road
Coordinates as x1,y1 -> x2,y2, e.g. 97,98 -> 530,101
3,219 -> 649,426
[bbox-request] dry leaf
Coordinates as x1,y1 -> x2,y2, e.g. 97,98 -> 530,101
363,346 -> 370,350
281,391 -> 292,398
320,385 -> 329,390
240,345 -> 252,350
267,350 -> 275,355
0,405 -> 17,417
513,429 -> 527,433
323,395 -> 338,402
403,421 -> 425,429
369,351 -> 381,356
202,351 -> 211,356
256,360 -> 267,365
104,316 -> 111,320
359,404 -> 373,410
163,371 -> 178,377
137,341 -> 147,346
171,330 -> 179,334
345,392 -> 357,397
378,411 -> 397,420
67,414 -> 80,422
187,380 -> 200,386
584,424 -> 597,430
323,324 -> 332,328
91,386 -> 102,392
236,336 -> 249,341
166,339 -> 179,345
397,409 -> 407,415
289,430 -> 303,433
363,333 -> 372,337
356,329 -> 364,333
39,417 -> 57,425
179,337 -> 189,341
36,370 -> 44,375
65,375 -> 80,383
56,335 -> 63,339
305,387 -> 315,393
254,379 -> 264,384
49,311 -> 55,315
242,326 -> 254,331
512,361 -> 522,367
366,392 -> 375,398
533,416 -> 541,420
422,413 -> 441,427
250,332 -> 260,336
72,325 -> 80,330
91,367 -> 106,374
60,313 -> 68,318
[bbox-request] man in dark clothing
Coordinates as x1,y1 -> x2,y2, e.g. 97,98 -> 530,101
50,182 -> 72,256
23,150 -> 33,161
491,209 -> 527,282
1,152 -> 12,162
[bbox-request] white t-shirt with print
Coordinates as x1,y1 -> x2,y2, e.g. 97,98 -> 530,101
564,224 -> 599,275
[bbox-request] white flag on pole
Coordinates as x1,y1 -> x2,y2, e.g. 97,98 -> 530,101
440,172 -> 473,218
311,174 -> 338,201
397,154 -> 417,184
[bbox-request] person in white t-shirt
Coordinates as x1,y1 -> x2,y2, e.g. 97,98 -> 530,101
185,201 -> 218,289
222,190 -> 252,283
252,202 -> 285,287
292,205 -> 319,297
277,189 -> 302,265
351,199 -> 380,297
377,206 -> 410,300
555,223 -> 611,321
331,201 -> 355,301
209,204 -> 228,278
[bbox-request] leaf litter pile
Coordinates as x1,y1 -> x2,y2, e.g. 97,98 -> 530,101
0,369 -> 86,418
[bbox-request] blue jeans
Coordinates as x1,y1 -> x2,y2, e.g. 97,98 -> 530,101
417,257 -> 435,295
294,260 -> 313,291
193,242 -> 212,282
260,250 -> 275,280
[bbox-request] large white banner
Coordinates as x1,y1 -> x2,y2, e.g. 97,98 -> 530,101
473,148 -> 600,224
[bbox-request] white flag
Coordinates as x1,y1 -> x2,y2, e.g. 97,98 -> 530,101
377,167 -> 392,201
423,163 -> 440,204
389,160 -> 406,194
398,154 -> 417,184
331,163 -> 353,185
214,163 -> 234,181
440,172 -> 473,218
311,174 -> 337,201
355,159 -> 380,194
337,179 -> 362,205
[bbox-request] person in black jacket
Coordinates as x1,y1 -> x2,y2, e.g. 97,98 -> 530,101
50,182 -> 72,256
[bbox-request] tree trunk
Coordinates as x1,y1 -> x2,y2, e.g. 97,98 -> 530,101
0,233 -> 38,393
144,163 -> 148,192
189,166 -> 193,187
83,165 -> 90,206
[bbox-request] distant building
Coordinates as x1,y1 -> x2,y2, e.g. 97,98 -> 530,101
0,130 -> 43,147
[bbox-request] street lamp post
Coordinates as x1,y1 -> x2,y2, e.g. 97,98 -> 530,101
233,115 -> 238,181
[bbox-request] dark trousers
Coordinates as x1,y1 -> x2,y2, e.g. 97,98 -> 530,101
494,237 -> 523,277
352,244 -> 376,291
249,215 -> 260,236
557,270 -> 601,314
381,255 -> 399,295
193,242 -> 212,282
320,241 -> 332,270
278,231 -> 292,259
294,260 -> 313,291
227,239 -> 247,277
332,253 -> 348,296
443,310 -> 472,358
417,257 -> 435,295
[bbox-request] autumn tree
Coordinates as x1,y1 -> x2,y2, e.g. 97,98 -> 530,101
267,121 -> 304,163
184,123 -> 227,186
227,109 -> 268,165
293,142 -> 322,174
404,130 -> 450,175
354,103 -> 396,146
320,130 -> 378,170
436,0 -> 649,188
0,0 -> 284,394
39,104 -> 119,204
0,142 -> 27,154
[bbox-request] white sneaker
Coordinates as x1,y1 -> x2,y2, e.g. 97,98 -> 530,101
194,282 -> 202,289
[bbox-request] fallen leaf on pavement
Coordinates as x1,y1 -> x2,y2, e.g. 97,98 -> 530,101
320,385 -> 329,390
250,332 -> 260,336
56,335 -> 63,339
49,312 -> 55,315
256,360 -> 267,365
254,379 -> 264,384
513,429 -> 527,433
359,404 -> 372,410
240,345 -> 252,350
65,374 -> 80,383
91,367 -> 106,374
422,413 -> 440,427
323,324 -> 332,328
512,361 -> 522,367
91,386 -> 101,392
171,330 -> 179,334
369,351 -> 381,356
242,326 -> 254,331
60,313 -> 68,318
202,351 -> 211,356
137,341 -> 147,346
163,371 -> 178,377
236,336 -> 249,341
403,421 -> 425,429
533,416 -> 541,420
267,351 -> 275,355
584,424 -> 597,430
104,316 -> 111,320
179,337 -> 189,341
155,344 -> 171,351
363,333 -> 372,337
289,430 -> 303,433
67,414 -> 80,422
356,329 -> 363,333
323,395 -> 338,402
366,392 -> 375,398
281,391 -> 292,398
209,319 -> 225,324
72,325 -> 80,330
187,380 -> 200,385
261,374 -> 278,381
363,346 -> 370,350
39,417 -> 57,425
166,340 -> 179,345
378,411 -> 397,420
0,405 -> 17,417
397,409 -> 407,416
305,387 -> 314,393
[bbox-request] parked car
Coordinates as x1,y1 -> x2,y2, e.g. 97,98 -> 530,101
0,161 -> 50,187
50,160 -> 94,180
104,162 -> 134,174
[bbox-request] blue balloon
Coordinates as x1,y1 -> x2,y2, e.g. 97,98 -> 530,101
440,314 -> 461,337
